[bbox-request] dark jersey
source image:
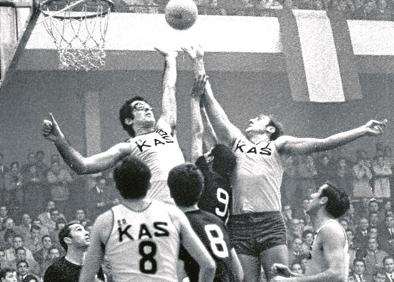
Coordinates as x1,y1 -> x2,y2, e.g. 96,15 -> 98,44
180,210 -> 235,282
43,257 -> 104,282
196,156 -> 232,224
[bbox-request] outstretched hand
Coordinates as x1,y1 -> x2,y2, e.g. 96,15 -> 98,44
154,47 -> 178,59
42,113 -> 65,142
182,44 -> 204,60
191,74 -> 208,98
271,263 -> 292,278
364,119 -> 388,136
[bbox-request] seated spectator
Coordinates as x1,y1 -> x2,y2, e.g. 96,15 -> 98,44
352,258 -> 372,282
88,176 -> 114,219
33,235 -> 52,265
49,219 -> 66,246
16,260 -> 34,282
288,237 -> 306,264
282,204 -> 293,228
290,262 -> 304,275
369,212 -> 380,228
38,201 -> 56,232
354,217 -> 370,250
0,206 -> 9,228
5,235 -> 35,265
73,209 -> 91,227
0,218 -> 23,248
373,0 -> 392,20
346,229 -> 357,270
24,225 -> 43,253
22,165 -> 46,217
294,198 -> 311,225
22,274 -> 39,282
0,249 -> 9,268
383,255 -> 394,281
13,248 -> 40,277
2,230 -> 17,251
378,214 -> 394,252
357,238 -> 388,275
301,229 -> 314,255
372,269 -> 387,282
35,150 -> 49,178
287,218 -> 303,243
0,267 -> 17,282
30,218 -> 49,237
18,214 -> 33,242
4,162 -> 23,209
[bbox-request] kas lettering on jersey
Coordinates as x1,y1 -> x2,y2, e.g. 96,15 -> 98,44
131,129 -> 174,153
233,139 -> 272,156
117,218 -> 170,242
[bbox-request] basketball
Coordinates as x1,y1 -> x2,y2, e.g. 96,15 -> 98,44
165,0 -> 198,30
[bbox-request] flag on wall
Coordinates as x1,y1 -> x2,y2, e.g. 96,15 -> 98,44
278,9 -> 362,103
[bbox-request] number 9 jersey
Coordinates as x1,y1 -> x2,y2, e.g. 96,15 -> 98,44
180,209 -> 235,282
105,201 -> 180,282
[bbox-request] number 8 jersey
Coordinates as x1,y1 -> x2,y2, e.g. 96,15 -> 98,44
105,201 -> 180,282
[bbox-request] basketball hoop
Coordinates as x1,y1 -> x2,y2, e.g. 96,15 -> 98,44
39,0 -> 114,71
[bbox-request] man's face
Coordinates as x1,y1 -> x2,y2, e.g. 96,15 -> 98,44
5,218 -> 14,229
354,261 -> 365,274
49,248 -> 60,259
16,249 -> 26,261
360,218 -> 369,230
384,258 -> 394,273
68,224 -> 90,249
369,202 -> 379,213
370,213 -> 379,225
307,186 -> 325,214
304,233 -> 314,245
31,228 -> 40,239
47,201 -> 55,211
292,238 -> 303,252
51,210 -> 60,221
245,114 -> 271,135
291,263 -> 303,274
346,230 -> 354,242
0,206 -> 7,217
2,271 -> 17,282
374,273 -> 386,282
368,239 -> 378,251
386,216 -> 394,228
76,209 -> 85,221
22,214 -> 31,225
13,237 -> 23,248
17,262 -> 28,276
129,101 -> 155,127
43,237 -> 52,249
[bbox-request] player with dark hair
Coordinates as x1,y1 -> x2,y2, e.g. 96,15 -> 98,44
80,156 -> 216,282
42,48 -> 184,204
183,44 -> 387,281
190,75 -> 237,224
44,222 -> 104,282
168,163 -> 243,282
272,182 -> 350,282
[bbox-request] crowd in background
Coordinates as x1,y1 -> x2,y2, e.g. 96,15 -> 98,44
0,141 -> 393,281
119,0 -> 394,21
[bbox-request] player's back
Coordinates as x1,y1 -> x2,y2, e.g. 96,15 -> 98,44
180,209 -> 234,282
196,156 -> 232,224
105,201 -> 180,282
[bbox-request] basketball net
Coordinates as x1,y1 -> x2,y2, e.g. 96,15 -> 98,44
40,0 -> 112,71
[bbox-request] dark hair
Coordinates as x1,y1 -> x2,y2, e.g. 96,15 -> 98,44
353,258 -> 365,266
22,274 -> 39,282
383,255 -> 394,265
0,267 -> 15,279
41,235 -> 51,243
55,218 -> 67,230
302,229 -> 313,239
211,144 -> 237,179
267,115 -> 284,140
119,96 -> 146,137
15,247 -> 25,254
319,182 -> 350,218
17,260 -> 29,267
30,225 -> 40,232
113,156 -> 151,199
3,229 -> 17,242
168,163 -> 204,207
58,223 -> 79,251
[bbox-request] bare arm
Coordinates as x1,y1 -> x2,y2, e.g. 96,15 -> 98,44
155,48 -> 178,135
183,46 -> 241,146
42,113 -> 131,174
171,208 -> 216,282
191,75 -> 208,163
230,248 -> 244,282
201,106 -> 218,153
272,225 -> 348,282
79,211 -> 112,282
276,119 -> 387,155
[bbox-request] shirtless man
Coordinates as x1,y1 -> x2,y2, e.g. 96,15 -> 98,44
42,48 -> 184,203
271,182 -> 350,282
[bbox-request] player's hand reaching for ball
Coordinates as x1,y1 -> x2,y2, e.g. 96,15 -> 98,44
42,113 -> 65,142
191,74 -> 208,98
182,44 -> 204,61
363,119 -> 388,136
154,47 -> 178,60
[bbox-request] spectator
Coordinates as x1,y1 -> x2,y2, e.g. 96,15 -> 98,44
370,212 -> 380,228
14,248 -> 40,277
373,0 -> 392,20
20,152 -> 37,176
40,246 -> 61,276
353,258 -> 372,282
0,249 -> 9,268
288,237 -> 305,264
0,206 -> 9,229
372,269 -> 387,282
22,165 -> 45,217
378,214 -> 394,251
383,255 -> 394,281
372,155 -> 392,199
354,217 -> 370,250
282,204 -> 293,228
87,177 -> 113,219
315,154 -> 335,187
384,146 -> 394,167
353,152 -> 374,198
4,235 -> 34,265
73,209 -> 91,227
49,218 -> 66,246
24,225 -> 43,253
294,155 -> 317,204
290,262 -> 304,275
18,214 -> 33,242
333,157 -> 353,197
0,219 -> 22,248
37,201 -> 56,232
22,275 -> 39,282
35,150 -> 49,178
357,237 -> 388,275
4,162 -> 23,208
16,260 -> 33,282
46,161 -> 73,215
294,198 -> 311,224
33,235 -> 52,265
301,229 -> 314,256
0,267 -> 17,282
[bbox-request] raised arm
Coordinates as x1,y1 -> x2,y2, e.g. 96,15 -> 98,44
276,119 -> 387,155
171,208 -> 216,282
191,75 -> 208,163
201,106 -> 218,153
42,113 -> 130,174
183,45 -> 241,146
79,212 -> 111,282
155,48 -> 178,135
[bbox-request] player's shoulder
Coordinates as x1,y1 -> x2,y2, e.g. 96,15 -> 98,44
319,221 -> 346,242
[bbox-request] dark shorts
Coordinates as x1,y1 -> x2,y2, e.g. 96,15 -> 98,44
227,211 -> 287,256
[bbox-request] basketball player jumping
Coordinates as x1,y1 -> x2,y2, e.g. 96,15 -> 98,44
79,156 -> 216,282
42,48 -> 184,204
183,44 -> 387,281
271,182 -> 350,282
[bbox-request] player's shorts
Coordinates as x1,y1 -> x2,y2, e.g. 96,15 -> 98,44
227,211 -> 287,256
